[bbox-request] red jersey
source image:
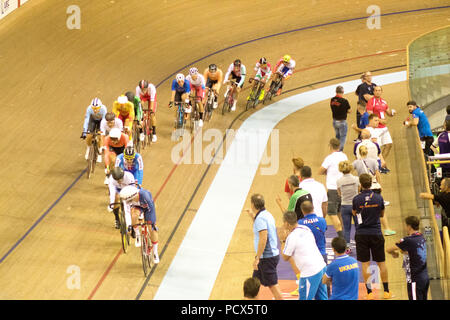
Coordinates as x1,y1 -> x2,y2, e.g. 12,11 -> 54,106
366,97 -> 389,128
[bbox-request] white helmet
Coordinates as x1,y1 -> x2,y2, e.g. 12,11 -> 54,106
90,97 -> 103,107
120,185 -> 139,202
189,67 -> 198,75
109,127 -> 121,139
176,73 -> 185,82
117,95 -> 128,104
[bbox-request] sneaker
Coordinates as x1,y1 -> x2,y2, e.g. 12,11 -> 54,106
276,88 -> 282,96
85,146 -> 91,160
152,134 -> 157,143
231,102 -> 236,111
213,101 -> 218,109
153,249 -> 160,264
259,89 -> 265,101
366,292 -> 375,300
97,154 -> 102,163
198,119 -> 203,127
384,201 -> 390,206
130,227 -> 136,239
114,220 -> 120,229
104,176 -> 109,185
140,133 -> 145,142
384,229 -> 396,236
383,291 -> 395,299
290,288 -> 299,296
135,235 -> 141,247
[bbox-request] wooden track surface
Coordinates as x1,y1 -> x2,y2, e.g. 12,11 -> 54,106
0,0 -> 449,299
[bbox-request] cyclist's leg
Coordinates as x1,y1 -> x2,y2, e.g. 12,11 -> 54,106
144,207 -> 159,262
150,100 -> 157,141
196,86 -> 205,122
212,81 -> 220,108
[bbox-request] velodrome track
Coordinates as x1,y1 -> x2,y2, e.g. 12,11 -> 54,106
0,0 -> 449,300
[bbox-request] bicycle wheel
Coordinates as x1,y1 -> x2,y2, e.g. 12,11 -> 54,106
133,124 -> 140,153
222,95 -> 231,115
253,84 -> 263,108
119,205 -> 129,253
140,228 -> 151,276
246,88 -> 254,111
86,142 -> 95,179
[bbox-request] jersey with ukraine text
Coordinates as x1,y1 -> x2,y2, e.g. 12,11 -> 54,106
325,254 -> 359,300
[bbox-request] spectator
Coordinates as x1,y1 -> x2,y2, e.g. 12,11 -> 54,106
355,73 -> 367,134
245,194 -> 283,300
299,165 -> 328,218
330,85 -> 351,151
363,114 -> 391,173
319,138 -> 348,238
354,129 -> 387,173
279,211 -> 328,300
357,71 -> 377,107
298,201 -> 328,263
353,145 -> 396,236
404,101 -> 434,156
284,157 -> 304,199
366,86 -> 396,163
386,216 -> 429,300
322,237 -> 360,300
352,173 -> 393,300
276,175 -> 313,220
432,120 -> 450,177
445,105 -> 450,123
243,277 -> 261,300
420,177 -> 450,233
336,160 -> 359,252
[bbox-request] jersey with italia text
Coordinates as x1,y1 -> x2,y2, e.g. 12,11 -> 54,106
325,254 -> 359,300
115,153 -> 144,186
298,213 -> 327,255
396,233 -> 428,283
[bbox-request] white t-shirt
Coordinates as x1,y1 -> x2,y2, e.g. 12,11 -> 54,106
299,178 -> 328,218
100,118 -> 123,136
108,171 -> 136,207
321,151 -> 348,190
136,84 -> 157,101
186,74 -> 205,88
283,225 -> 326,278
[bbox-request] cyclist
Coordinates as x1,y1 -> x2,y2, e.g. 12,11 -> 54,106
81,98 -> 107,162
249,57 -> 272,101
119,185 -> 160,263
203,63 -> 223,109
186,67 -> 206,127
125,91 -> 143,141
108,167 -> 136,229
104,127 -> 129,185
112,95 -> 135,139
115,145 -> 144,187
223,59 -> 246,111
272,54 -> 296,95
135,80 -> 158,142
169,73 -> 191,130
100,112 -> 123,150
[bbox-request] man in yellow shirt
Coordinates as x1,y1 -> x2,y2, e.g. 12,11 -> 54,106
113,95 -> 135,138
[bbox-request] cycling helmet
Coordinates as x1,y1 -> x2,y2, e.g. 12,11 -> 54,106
176,73 -> 185,82
259,57 -> 267,65
90,97 -> 102,107
124,145 -> 136,161
119,185 -> 139,202
283,54 -> 291,63
209,64 -> 217,72
111,167 -> 125,181
138,80 -> 148,89
125,91 -> 135,102
233,59 -> 241,66
117,95 -> 128,104
105,112 -> 115,121
109,128 -> 121,139
189,67 -> 198,75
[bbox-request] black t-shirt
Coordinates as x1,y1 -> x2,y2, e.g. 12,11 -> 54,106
396,233 -> 428,283
357,82 -> 377,104
433,192 -> 450,227
330,95 -> 351,120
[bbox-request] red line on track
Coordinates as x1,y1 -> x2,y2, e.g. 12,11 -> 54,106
86,48 -> 406,299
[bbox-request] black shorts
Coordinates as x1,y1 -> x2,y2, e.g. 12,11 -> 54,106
109,146 -> 125,156
355,234 -> 385,262
174,90 -> 187,103
88,116 -> 102,133
252,255 -> 279,287
327,189 -> 341,215
230,72 -> 243,88
206,77 -> 218,89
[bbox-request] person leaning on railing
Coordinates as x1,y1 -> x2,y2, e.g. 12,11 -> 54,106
420,178 -> 450,234
431,119 -> 450,178
404,101 -> 434,157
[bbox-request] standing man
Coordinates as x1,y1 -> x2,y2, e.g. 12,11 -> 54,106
319,138 -> 348,238
330,85 -> 351,151
299,165 -> 328,218
322,237 -> 360,300
366,86 -> 396,163
279,211 -> 328,300
352,173 -> 393,299
386,216 -> 429,300
245,194 -> 283,300
404,101 -> 434,156
276,175 -> 313,220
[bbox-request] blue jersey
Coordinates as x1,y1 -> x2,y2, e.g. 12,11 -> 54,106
412,108 -> 433,138
396,232 -> 428,283
115,153 -> 144,185
172,79 -> 191,94
359,111 -> 369,129
83,105 -> 107,132
134,189 -> 156,224
325,254 -> 359,300
298,213 -> 327,255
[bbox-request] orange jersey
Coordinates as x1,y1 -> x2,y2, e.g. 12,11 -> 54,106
104,133 -> 128,149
